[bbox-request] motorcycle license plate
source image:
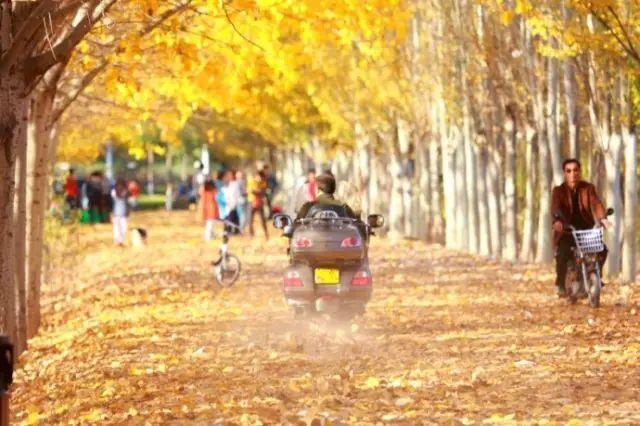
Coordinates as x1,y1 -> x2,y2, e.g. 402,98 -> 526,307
314,268 -> 340,285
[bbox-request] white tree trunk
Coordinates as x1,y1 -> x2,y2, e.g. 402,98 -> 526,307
487,147 -> 502,257
546,57 -> 563,186
464,129 -> 479,253
476,144 -> 491,256
147,145 -> 155,194
416,136 -> 430,240
520,126 -> 538,262
603,134 -> 623,277
355,124 -> 371,215
454,130 -> 469,250
442,131 -> 458,249
622,131 -> 637,284
535,130 -> 553,263
388,136 -> 406,238
26,91 -> 53,339
503,113 -> 518,260
428,140 -> 444,243
13,115 -> 28,353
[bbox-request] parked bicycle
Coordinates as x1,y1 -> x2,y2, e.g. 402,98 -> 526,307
211,219 -> 242,287
554,207 -> 614,308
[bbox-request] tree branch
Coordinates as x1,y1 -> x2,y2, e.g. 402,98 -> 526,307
0,0 -> 58,73
221,0 -> 264,51
50,60 -> 108,124
24,0 -> 116,79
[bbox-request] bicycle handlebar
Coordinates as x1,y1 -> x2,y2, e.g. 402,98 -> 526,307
211,219 -> 242,232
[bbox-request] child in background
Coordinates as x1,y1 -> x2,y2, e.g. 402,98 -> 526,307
200,179 -> 219,241
111,179 -> 130,246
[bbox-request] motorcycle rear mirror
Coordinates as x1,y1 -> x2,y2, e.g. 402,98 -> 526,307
367,214 -> 384,228
606,207 -> 614,216
273,214 -> 292,230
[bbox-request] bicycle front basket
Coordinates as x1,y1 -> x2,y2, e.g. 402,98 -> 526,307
572,228 -> 604,254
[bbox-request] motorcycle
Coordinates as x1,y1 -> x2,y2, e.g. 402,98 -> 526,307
554,207 -> 614,308
273,207 -> 384,319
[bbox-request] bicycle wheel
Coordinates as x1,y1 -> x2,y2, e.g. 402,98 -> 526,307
588,271 -> 601,308
213,253 -> 241,287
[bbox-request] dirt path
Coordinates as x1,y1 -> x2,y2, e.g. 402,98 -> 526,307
12,212 -> 640,424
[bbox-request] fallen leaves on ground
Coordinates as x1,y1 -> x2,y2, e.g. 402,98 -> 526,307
12,211 -> 640,424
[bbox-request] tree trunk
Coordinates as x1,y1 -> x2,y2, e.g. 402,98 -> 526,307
622,131 -> 637,284
442,128 -> 458,249
428,140 -> 444,243
603,134 -> 623,277
388,131 -> 406,238
13,113 -> 28,353
415,136 -> 430,240
165,146 -> 173,211
503,110 -> 518,260
180,153 -> 188,182
562,1 -> 579,159
464,123 -> 479,253
487,146 -> 502,257
147,145 -> 155,194
535,128 -> 553,263
454,130 -> 469,250
355,123 -> 371,215
476,144 -> 491,256
520,126 -> 538,262
0,73 -> 27,339
546,57 -> 563,186
26,90 -> 53,340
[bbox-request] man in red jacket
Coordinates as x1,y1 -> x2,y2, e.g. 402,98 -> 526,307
551,159 -> 611,297
64,169 -> 79,210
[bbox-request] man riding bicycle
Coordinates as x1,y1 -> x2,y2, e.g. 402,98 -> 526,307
551,159 -> 611,297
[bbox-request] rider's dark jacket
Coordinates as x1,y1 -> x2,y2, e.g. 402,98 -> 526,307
551,181 -> 605,248
296,193 -> 358,221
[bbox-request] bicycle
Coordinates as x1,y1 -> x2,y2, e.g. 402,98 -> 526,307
554,208 -> 614,308
211,219 -> 242,287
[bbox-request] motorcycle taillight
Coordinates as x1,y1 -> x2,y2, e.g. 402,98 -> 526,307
341,236 -> 361,248
293,237 -> 312,248
284,271 -> 303,287
351,270 -> 371,286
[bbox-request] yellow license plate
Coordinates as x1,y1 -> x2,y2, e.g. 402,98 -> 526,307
314,268 -> 340,285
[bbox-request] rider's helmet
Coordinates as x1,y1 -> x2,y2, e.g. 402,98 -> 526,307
316,173 -> 336,195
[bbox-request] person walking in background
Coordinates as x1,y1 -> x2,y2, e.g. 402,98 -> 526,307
248,170 -> 269,239
200,178 -> 219,241
304,168 -> 317,202
127,180 -> 141,210
236,170 -> 248,230
221,170 -> 240,232
86,171 -> 103,223
64,169 -> 79,210
111,179 -> 130,246
215,171 -> 227,220
262,164 -> 278,219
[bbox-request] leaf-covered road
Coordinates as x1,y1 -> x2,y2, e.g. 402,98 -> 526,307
13,212 -> 640,424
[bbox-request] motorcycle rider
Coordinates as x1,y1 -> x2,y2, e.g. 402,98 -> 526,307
296,173 -> 358,220
551,159 -> 611,297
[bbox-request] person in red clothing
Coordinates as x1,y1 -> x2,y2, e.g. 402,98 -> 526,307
127,180 -> 141,210
305,168 -> 317,202
64,169 -> 79,209
200,178 -> 220,240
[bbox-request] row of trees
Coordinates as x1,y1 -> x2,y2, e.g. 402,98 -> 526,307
2,0 -> 639,353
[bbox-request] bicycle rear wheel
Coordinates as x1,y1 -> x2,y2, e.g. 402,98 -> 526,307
213,253 -> 241,287
588,271 -> 601,308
